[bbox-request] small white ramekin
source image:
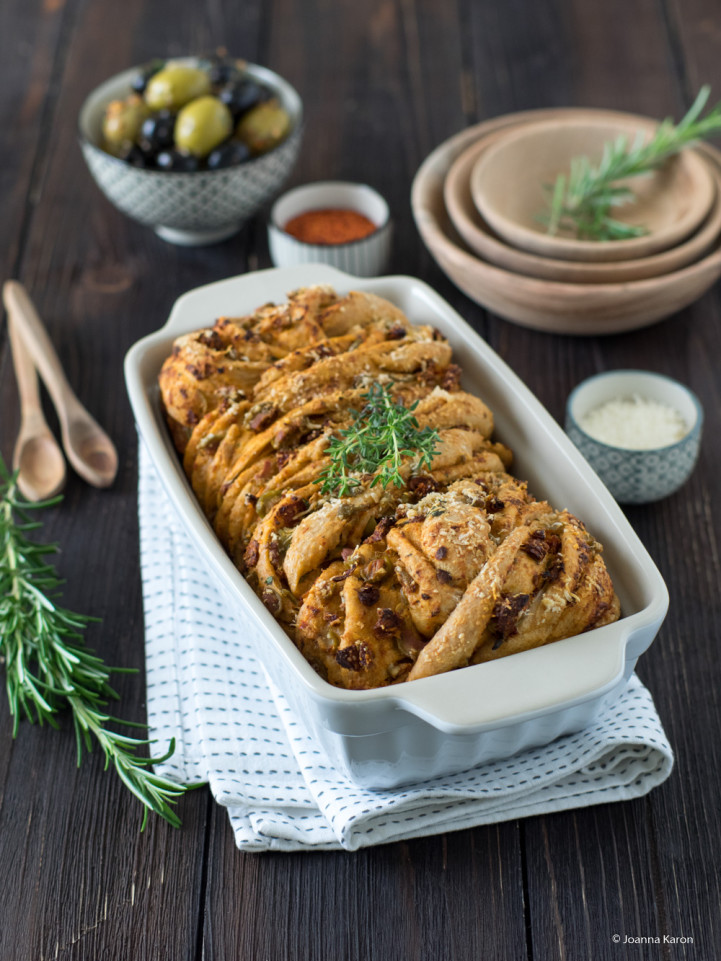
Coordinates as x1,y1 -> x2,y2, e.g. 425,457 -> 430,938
268,181 -> 392,276
565,370 -> 703,504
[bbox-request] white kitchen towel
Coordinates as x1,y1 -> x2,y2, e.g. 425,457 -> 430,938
138,442 -> 674,852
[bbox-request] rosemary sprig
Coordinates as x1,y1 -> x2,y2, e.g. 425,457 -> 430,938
318,383 -> 440,497
0,457 -> 188,830
543,86 -> 721,240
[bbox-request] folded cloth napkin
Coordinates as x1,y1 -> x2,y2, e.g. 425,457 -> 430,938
138,442 -> 674,852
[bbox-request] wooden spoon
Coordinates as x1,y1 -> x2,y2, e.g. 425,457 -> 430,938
3,281 -> 118,488
6,313 -> 67,501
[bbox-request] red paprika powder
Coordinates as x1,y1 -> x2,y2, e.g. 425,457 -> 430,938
284,208 -> 377,245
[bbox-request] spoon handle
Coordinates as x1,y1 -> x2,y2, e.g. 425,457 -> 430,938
7,314 -> 45,443
3,280 -> 77,418
2,280 -> 118,488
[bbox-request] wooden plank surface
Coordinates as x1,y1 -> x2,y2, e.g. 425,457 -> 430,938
0,0 -> 265,957
205,3 -> 528,958
455,2 -> 716,959
0,0 -> 719,958
633,2 -> 721,958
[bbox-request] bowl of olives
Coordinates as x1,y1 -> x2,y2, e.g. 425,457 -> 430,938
79,55 -> 303,245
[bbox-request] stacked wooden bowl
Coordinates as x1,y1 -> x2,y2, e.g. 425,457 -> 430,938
411,108 -> 721,335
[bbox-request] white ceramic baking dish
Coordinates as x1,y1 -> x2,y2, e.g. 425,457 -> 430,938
124,264 -> 668,789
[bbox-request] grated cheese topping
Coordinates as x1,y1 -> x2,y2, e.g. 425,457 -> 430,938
579,394 -> 688,450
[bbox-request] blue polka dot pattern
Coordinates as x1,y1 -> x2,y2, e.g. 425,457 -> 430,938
565,420 -> 700,504
138,442 -> 674,852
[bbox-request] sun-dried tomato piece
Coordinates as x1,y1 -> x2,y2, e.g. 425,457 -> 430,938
335,642 -> 373,671
441,363 -> 462,391
197,329 -> 225,351
365,515 -> 395,543
261,590 -> 281,615
374,608 -> 402,636
244,539 -> 260,569
248,405 -> 279,432
357,584 -> 380,606
490,593 -> 531,648
275,496 -> 309,526
408,475 -> 440,497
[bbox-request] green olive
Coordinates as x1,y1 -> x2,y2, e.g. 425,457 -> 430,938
235,99 -> 291,155
144,64 -> 211,111
102,94 -> 150,152
174,95 -> 233,157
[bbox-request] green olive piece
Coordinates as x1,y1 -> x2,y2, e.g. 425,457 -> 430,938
235,99 -> 291,155
102,94 -> 151,152
144,64 -> 211,111
174,95 -> 233,157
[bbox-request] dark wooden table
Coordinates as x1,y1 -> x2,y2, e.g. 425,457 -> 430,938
2,1 -> 720,958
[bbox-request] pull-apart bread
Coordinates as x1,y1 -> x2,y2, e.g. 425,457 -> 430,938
159,285 -> 620,690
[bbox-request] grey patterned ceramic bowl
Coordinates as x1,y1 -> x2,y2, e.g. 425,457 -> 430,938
565,370 -> 703,504
79,59 -> 303,245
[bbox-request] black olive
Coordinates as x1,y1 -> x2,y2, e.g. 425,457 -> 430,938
208,57 -> 239,87
219,79 -> 265,119
139,110 -> 176,152
206,139 -> 251,169
156,149 -> 201,172
122,144 -> 153,168
131,59 -> 165,95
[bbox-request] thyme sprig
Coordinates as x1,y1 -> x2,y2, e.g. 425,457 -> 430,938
318,383 -> 440,497
543,86 -> 721,241
0,457 -> 188,829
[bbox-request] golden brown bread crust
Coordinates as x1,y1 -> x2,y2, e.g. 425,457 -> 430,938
159,286 -> 620,690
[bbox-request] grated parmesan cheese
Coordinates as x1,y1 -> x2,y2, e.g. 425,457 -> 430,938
579,394 -> 688,450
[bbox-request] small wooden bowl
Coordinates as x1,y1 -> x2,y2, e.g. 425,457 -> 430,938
470,116 -> 716,262
444,135 -> 721,284
411,108 -> 721,335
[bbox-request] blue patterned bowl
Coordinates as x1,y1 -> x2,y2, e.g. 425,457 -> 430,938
565,370 -> 703,504
79,59 -> 303,245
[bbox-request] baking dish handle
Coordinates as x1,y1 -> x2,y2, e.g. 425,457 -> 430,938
388,626 -> 630,733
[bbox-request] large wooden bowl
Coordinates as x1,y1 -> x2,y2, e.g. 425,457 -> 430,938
469,116 -> 715,262
444,134 -> 721,284
411,108 -> 721,335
